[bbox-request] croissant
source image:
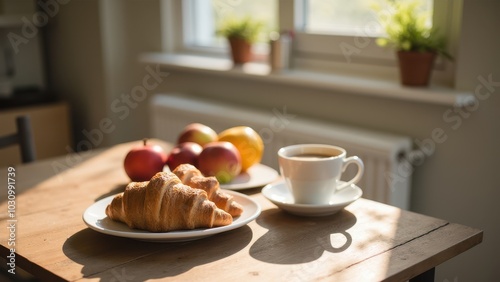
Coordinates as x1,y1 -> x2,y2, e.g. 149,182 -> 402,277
172,164 -> 244,217
105,172 -> 233,232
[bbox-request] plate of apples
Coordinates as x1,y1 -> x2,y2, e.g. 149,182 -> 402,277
129,123 -> 278,190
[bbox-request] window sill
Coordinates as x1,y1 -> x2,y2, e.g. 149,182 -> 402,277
140,53 -> 476,107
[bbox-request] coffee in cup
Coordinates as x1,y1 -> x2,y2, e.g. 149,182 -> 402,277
278,144 -> 364,205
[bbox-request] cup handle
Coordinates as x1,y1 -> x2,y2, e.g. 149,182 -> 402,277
337,156 -> 364,191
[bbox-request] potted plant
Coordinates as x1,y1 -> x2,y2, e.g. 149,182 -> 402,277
217,16 -> 264,64
375,0 -> 452,86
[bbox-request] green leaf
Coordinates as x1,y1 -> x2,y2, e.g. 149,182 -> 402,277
373,0 -> 452,60
216,16 -> 265,44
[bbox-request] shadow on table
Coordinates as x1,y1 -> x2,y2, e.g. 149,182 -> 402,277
63,224 -> 253,281
94,183 -> 127,202
250,208 -> 357,264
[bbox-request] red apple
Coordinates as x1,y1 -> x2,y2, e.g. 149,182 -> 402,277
198,141 -> 242,184
177,123 -> 218,146
124,139 -> 167,182
166,142 -> 203,171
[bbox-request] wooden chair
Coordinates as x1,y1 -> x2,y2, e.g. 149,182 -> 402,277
0,115 -> 36,163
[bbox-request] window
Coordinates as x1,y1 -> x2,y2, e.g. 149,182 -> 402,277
187,0 -> 277,48
301,0 -> 433,37
167,0 -> 459,84
181,0 -> 277,57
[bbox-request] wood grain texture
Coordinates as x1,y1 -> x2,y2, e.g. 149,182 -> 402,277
0,140 -> 482,281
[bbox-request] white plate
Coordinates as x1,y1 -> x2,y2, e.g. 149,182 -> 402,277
220,163 -> 279,190
83,190 -> 261,242
261,181 -> 362,217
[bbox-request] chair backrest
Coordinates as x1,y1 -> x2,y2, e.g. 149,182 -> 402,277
0,115 -> 36,163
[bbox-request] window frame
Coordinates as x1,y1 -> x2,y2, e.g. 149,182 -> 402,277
162,0 -> 462,86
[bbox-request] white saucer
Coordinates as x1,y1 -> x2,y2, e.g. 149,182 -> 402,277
220,164 -> 279,190
261,181 -> 362,217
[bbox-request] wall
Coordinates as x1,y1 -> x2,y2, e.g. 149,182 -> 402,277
44,0 -> 109,149
99,0 -> 163,145
45,0 -> 162,149
43,0 -> 499,280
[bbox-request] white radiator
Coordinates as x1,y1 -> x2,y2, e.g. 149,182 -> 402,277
150,94 -> 413,209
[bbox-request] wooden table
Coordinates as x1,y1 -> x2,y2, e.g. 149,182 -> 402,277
0,141 -> 483,281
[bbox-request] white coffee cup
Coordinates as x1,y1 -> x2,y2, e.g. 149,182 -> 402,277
278,144 -> 364,205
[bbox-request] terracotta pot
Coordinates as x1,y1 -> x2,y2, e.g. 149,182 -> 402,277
397,51 -> 437,86
228,37 -> 252,64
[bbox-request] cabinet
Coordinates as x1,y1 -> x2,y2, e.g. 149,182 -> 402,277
0,102 -> 72,167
